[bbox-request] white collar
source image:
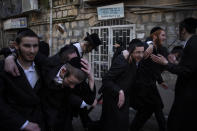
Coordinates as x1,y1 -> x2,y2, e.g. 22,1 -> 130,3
73,43 -> 83,57
17,59 -> 36,72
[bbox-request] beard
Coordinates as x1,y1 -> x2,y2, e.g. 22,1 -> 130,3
18,49 -> 35,63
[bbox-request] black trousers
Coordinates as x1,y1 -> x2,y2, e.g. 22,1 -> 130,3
130,106 -> 166,131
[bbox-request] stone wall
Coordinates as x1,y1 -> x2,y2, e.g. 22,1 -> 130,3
125,10 -> 197,50
28,1 -> 197,54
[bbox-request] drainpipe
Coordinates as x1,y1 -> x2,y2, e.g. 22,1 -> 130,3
49,0 -> 53,56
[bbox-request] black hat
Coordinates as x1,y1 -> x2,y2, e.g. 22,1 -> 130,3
150,27 -> 162,34
84,32 -> 102,51
68,57 -> 83,69
17,28 -> 33,35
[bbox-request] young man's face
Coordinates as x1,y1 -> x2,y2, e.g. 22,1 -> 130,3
179,27 -> 186,41
63,74 -> 82,89
15,37 -> 39,62
9,41 -> 15,49
132,46 -> 144,63
83,43 -> 94,53
158,30 -> 166,45
67,52 -> 78,60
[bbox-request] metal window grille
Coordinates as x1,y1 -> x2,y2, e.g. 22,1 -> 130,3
89,19 -> 136,80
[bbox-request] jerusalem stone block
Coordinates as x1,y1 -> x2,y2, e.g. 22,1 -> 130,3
126,13 -> 137,23
146,24 -> 156,32
58,39 -> 65,46
65,22 -> 70,29
63,10 -> 68,17
88,16 -> 98,26
66,39 -> 71,44
68,9 -> 78,16
57,11 -> 62,18
76,14 -> 85,20
167,25 -> 176,35
65,5 -> 73,10
62,32 -> 68,38
136,24 -> 145,31
69,31 -> 73,36
175,12 -> 185,23
54,1 -> 58,6
165,13 -> 174,23
85,14 -> 94,19
58,0 -> 63,5
74,30 -> 82,37
71,22 -> 77,28
136,33 -> 145,39
142,14 -> 149,23
152,13 -> 162,22
78,21 -> 85,28
83,28 -> 89,36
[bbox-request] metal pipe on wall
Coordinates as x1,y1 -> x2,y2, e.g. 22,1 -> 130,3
49,0 -> 53,56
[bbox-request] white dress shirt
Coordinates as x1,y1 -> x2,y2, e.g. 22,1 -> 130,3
17,60 -> 39,88
17,60 -> 39,130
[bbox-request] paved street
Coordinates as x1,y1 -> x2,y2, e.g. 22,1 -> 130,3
72,76 -> 175,131
73,104 -> 167,131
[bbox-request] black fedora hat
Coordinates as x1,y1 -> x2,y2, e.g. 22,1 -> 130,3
84,32 -> 102,51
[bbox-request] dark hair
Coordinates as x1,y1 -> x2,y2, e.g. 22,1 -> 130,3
179,17 -> 197,34
65,63 -> 87,82
115,40 -> 123,46
128,39 -> 144,53
127,39 -> 144,62
171,46 -> 183,60
58,45 -> 77,63
15,29 -> 38,45
150,27 -> 162,35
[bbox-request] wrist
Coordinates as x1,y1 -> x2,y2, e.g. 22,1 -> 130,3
119,90 -> 124,94
88,73 -> 94,81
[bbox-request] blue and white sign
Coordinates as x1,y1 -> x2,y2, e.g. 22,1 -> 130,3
97,3 -> 124,20
3,17 -> 27,30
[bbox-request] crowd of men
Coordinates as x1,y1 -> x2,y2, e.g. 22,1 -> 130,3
0,17 -> 197,131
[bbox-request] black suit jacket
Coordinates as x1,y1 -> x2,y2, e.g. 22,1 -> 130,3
101,54 -> 137,131
41,55 -> 95,130
167,35 -> 197,131
44,53 -> 96,108
0,62 -> 44,131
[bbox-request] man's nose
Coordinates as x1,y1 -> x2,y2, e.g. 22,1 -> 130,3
30,46 -> 35,53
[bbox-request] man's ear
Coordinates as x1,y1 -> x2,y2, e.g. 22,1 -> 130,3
181,28 -> 187,35
60,67 -> 67,79
152,35 -> 157,42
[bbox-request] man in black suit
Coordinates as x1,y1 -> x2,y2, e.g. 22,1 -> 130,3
101,39 -> 145,131
3,31 -> 100,130
69,33 -> 101,129
1,30 -> 95,131
71,32 -> 102,57
0,40 -> 16,58
0,30 -> 43,131
41,45 -> 96,131
41,55 -> 93,131
151,17 -> 197,131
